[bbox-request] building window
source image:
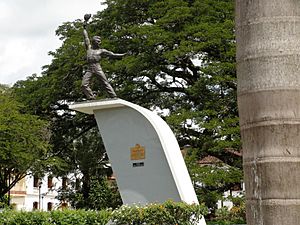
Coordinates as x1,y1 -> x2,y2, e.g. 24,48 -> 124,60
33,176 -> 39,188
47,202 -> 53,211
33,201 -> 38,210
48,176 -> 53,189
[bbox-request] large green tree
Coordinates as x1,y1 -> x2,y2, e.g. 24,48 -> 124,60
13,0 -> 240,211
0,86 -> 50,200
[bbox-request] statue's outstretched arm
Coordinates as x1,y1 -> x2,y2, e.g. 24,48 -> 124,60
102,49 -> 126,58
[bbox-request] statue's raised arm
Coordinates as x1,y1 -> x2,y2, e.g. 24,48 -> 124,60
83,14 -> 91,50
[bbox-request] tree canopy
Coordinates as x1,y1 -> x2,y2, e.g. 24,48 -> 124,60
0,87 -> 50,198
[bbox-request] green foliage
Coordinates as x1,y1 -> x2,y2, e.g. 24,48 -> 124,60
205,196 -> 246,224
0,87 -> 50,198
55,128 -> 122,210
87,178 -> 122,210
185,148 -> 243,212
0,209 -> 111,225
0,202 -> 207,225
49,210 -> 111,225
0,195 -> 9,209
59,177 -> 122,210
212,196 -> 246,224
110,200 -> 208,225
209,204 -> 246,224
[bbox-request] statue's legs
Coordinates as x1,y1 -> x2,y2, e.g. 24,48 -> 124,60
82,71 -> 96,100
95,69 -> 117,98
82,65 -> 117,99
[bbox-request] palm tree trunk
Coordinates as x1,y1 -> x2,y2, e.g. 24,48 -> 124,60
236,1 -> 300,224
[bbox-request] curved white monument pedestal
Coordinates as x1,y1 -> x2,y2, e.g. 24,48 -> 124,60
70,99 -> 206,225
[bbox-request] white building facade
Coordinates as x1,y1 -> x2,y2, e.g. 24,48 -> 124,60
10,174 -> 69,211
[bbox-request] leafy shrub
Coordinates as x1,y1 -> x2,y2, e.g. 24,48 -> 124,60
110,200 -> 208,225
57,177 -> 122,210
0,201 -> 207,225
209,205 -> 246,225
0,209 -> 111,225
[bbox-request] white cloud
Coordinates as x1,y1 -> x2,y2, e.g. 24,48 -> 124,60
0,0 -> 106,85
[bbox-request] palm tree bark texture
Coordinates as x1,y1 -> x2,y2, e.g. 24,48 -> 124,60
236,0 -> 300,224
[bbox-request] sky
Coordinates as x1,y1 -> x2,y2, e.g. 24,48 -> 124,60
0,0 -> 106,86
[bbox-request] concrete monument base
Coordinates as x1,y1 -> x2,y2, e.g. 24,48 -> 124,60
70,99 -> 206,224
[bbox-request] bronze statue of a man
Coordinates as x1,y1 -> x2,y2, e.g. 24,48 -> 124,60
82,14 -> 125,100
